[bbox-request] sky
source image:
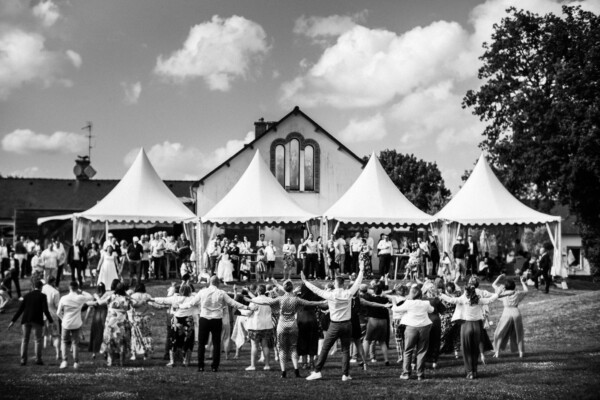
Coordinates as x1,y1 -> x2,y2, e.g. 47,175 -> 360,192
1,0 -> 600,193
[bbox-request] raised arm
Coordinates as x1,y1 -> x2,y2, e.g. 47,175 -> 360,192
362,298 -> 391,309
301,271 -> 331,300
520,275 -> 529,293
223,292 -> 249,310
347,265 -> 365,296
297,297 -> 327,307
249,297 -> 279,306
478,293 -> 499,305
439,293 -> 462,305
492,274 -> 503,291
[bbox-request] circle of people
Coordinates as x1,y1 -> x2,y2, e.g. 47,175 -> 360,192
6,230 -> 538,382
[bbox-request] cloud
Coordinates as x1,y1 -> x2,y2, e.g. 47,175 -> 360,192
154,15 -> 269,91
339,113 -> 388,143
0,28 -> 78,99
121,81 -> 142,105
1,129 -> 88,155
293,11 -> 368,39
387,81 -> 485,150
7,166 -> 40,177
281,21 -> 472,109
32,0 -> 61,27
66,50 -> 82,68
124,131 -> 255,180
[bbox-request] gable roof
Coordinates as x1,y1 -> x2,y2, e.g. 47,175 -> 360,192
324,152 -> 435,226
202,150 -> 316,224
435,154 -> 560,225
75,148 -> 197,223
0,177 -> 192,219
193,106 -> 365,187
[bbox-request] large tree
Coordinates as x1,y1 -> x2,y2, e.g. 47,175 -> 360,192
369,150 -> 451,214
463,6 -> 600,275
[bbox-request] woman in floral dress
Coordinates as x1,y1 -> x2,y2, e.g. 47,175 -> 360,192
359,242 -> 373,279
440,280 -> 463,358
129,282 -> 154,361
282,238 -> 297,281
98,283 -> 133,366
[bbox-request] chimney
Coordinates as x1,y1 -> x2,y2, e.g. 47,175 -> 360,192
254,117 -> 275,139
73,156 -> 96,180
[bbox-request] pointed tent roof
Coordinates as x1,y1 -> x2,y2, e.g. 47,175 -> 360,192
75,149 -> 197,223
435,154 -> 560,225
202,150 -> 316,224
323,152 -> 435,226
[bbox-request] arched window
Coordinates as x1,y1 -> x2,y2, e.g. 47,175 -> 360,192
274,145 -> 285,186
304,145 -> 314,191
289,139 -> 300,191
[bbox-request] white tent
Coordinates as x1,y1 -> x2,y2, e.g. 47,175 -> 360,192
434,154 -> 563,276
201,150 -> 316,224
323,152 -> 436,226
75,148 -> 197,223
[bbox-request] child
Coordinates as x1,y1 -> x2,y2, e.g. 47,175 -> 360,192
440,252 -> 453,281
256,247 -> 266,282
239,257 -> 251,281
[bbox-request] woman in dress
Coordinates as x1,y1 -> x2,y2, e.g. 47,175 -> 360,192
265,240 -> 277,281
87,281 -> 113,359
297,283 -> 322,370
404,243 -> 422,281
150,284 -> 196,367
440,280 -> 462,359
97,282 -> 133,366
97,246 -> 120,289
493,274 -> 528,358
440,285 -> 499,379
282,238 -> 296,281
87,242 -> 100,287
217,239 -> 235,283
316,236 -> 326,280
423,284 -> 446,369
362,283 -> 391,365
250,280 -> 325,378
129,282 -> 154,361
359,241 -> 373,279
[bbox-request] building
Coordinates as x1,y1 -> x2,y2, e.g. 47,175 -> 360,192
193,106 -> 366,247
0,177 -> 194,241
553,205 -> 592,276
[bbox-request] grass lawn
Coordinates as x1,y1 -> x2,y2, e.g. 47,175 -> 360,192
1,277 -> 600,400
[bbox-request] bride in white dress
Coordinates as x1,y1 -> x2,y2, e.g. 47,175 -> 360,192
97,246 -> 120,288
217,239 -> 234,283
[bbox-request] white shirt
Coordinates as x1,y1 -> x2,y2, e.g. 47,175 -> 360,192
0,244 -> 8,259
42,249 -> 58,269
303,270 -> 363,322
265,245 -> 277,261
394,300 -> 433,327
377,240 -> 392,255
188,285 -> 244,320
335,239 -> 346,256
350,237 -> 362,252
246,295 -> 274,330
31,255 -> 44,272
255,240 -> 267,249
42,284 -> 60,318
440,293 -> 498,321
57,292 -> 93,330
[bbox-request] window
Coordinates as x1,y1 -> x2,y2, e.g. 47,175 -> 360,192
289,139 -> 300,190
275,145 -> 285,186
567,247 -> 581,269
270,133 -> 319,192
304,145 -> 314,191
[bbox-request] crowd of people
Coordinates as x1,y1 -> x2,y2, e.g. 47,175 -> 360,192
5,228 -> 539,383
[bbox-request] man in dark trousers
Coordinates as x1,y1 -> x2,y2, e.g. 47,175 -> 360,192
466,234 -> 479,276
8,280 -> 53,365
452,236 -> 468,280
538,246 -> 553,294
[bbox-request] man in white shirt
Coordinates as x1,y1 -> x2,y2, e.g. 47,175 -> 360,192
303,262 -> 364,381
300,234 -> 319,279
56,281 -> 93,369
245,285 -> 274,371
52,237 -> 67,287
152,233 -> 167,280
205,234 -> 222,275
255,234 -> 267,250
377,234 -> 393,277
186,276 -> 248,372
349,232 -> 362,274
41,244 -> 59,283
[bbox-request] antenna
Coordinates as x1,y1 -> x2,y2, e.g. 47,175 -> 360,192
81,121 -> 93,160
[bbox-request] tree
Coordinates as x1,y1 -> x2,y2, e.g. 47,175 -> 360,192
463,6 -> 600,276
368,150 -> 451,214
